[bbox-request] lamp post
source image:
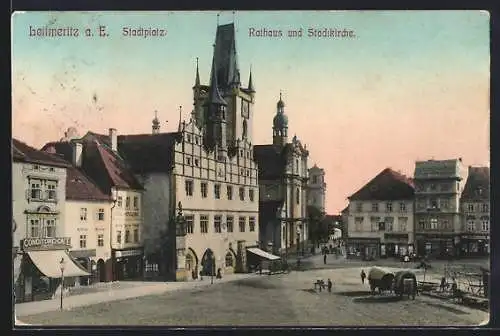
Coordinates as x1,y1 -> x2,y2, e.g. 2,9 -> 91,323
211,255 -> 215,284
59,257 -> 65,311
175,202 -> 185,281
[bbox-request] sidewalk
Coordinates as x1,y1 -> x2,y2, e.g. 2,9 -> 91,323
15,272 -> 258,318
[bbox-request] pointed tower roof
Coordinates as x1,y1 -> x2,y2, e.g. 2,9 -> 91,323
152,110 -> 160,126
205,47 -> 227,106
277,90 -> 285,108
273,91 -> 288,129
194,57 -> 200,87
213,23 -> 240,89
248,66 -> 255,93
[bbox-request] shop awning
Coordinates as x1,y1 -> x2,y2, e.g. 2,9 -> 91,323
247,247 -> 280,261
27,250 -> 90,278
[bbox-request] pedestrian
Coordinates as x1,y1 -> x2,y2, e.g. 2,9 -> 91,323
323,254 -> 327,265
327,278 -> 333,293
360,269 -> 366,284
199,270 -> 203,281
216,268 -> 222,279
440,276 -> 446,292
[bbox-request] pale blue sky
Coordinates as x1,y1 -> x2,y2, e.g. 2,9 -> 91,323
12,11 -> 490,213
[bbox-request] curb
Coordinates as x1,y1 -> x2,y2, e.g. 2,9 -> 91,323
419,291 -> 489,312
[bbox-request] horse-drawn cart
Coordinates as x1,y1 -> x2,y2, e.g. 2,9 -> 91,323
368,266 -> 395,294
393,270 -> 417,300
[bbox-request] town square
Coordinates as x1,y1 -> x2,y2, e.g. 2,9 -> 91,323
12,11 -> 489,327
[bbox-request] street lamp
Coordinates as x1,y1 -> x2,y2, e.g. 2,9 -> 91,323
59,257 -> 65,311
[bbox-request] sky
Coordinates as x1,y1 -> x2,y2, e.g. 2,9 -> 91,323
12,11 -> 490,214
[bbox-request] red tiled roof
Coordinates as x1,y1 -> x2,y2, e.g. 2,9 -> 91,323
118,132 -> 181,174
41,139 -> 143,194
461,166 -> 490,201
13,138 -> 70,168
348,168 -> 415,201
66,165 -> 112,202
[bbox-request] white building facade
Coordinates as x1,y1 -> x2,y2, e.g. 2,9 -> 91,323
346,168 -> 415,260
13,139 -> 89,302
307,164 -> 326,213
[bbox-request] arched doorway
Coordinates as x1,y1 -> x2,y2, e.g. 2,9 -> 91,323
185,248 -> 199,279
97,259 -> 106,282
201,249 -> 215,276
225,249 -> 237,274
77,258 -> 90,286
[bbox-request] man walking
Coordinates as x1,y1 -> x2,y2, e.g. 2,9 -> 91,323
361,269 -> 366,284
323,253 -> 327,265
327,278 -> 333,293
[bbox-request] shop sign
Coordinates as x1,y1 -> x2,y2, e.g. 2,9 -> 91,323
21,237 -> 71,251
115,249 -> 142,258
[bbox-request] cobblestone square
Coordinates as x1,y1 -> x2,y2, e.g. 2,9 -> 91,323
20,266 -> 488,327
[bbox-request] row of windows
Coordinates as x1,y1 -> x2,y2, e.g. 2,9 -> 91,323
414,182 -> 457,192
466,220 -> 490,232
354,202 -> 408,213
115,229 -> 140,244
417,219 -> 452,230
184,131 -> 253,158
353,217 -> 409,232
116,196 -> 140,210
79,233 -> 105,248
184,156 -> 254,177
29,218 -> 57,238
464,203 -> 489,212
416,198 -> 452,210
29,179 -> 58,201
185,180 -> 255,201
184,214 -> 256,234
80,207 -> 106,221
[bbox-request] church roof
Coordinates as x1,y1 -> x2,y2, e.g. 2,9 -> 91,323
348,168 -> 415,201
460,166 -> 490,201
253,144 -> 289,180
13,138 -> 70,168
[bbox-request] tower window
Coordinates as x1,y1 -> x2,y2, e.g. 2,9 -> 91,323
242,120 -> 248,138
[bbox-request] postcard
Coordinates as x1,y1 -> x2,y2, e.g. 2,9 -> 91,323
12,10 -> 490,327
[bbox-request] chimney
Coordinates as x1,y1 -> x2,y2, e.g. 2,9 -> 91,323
72,141 -> 83,167
109,128 -> 117,152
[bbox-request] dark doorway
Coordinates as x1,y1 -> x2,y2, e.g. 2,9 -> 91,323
97,259 -> 106,282
201,249 -> 214,276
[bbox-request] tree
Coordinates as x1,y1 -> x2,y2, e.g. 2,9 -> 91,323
307,205 -> 329,247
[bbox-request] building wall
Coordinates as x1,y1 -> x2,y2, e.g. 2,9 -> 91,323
307,166 -> 326,213
461,201 -> 490,234
12,161 -> 67,248
111,188 -> 143,251
347,200 -> 415,246
65,200 -> 112,263
174,120 -> 259,278
136,173 -> 172,259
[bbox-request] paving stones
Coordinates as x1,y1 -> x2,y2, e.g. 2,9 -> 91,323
19,267 -> 488,327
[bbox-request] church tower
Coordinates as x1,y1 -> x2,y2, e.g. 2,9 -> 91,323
192,21 -> 256,151
192,57 -> 205,130
203,47 -> 228,158
152,110 -> 160,134
272,92 -> 288,146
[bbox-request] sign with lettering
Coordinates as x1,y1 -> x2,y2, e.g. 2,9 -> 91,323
21,237 -> 71,251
